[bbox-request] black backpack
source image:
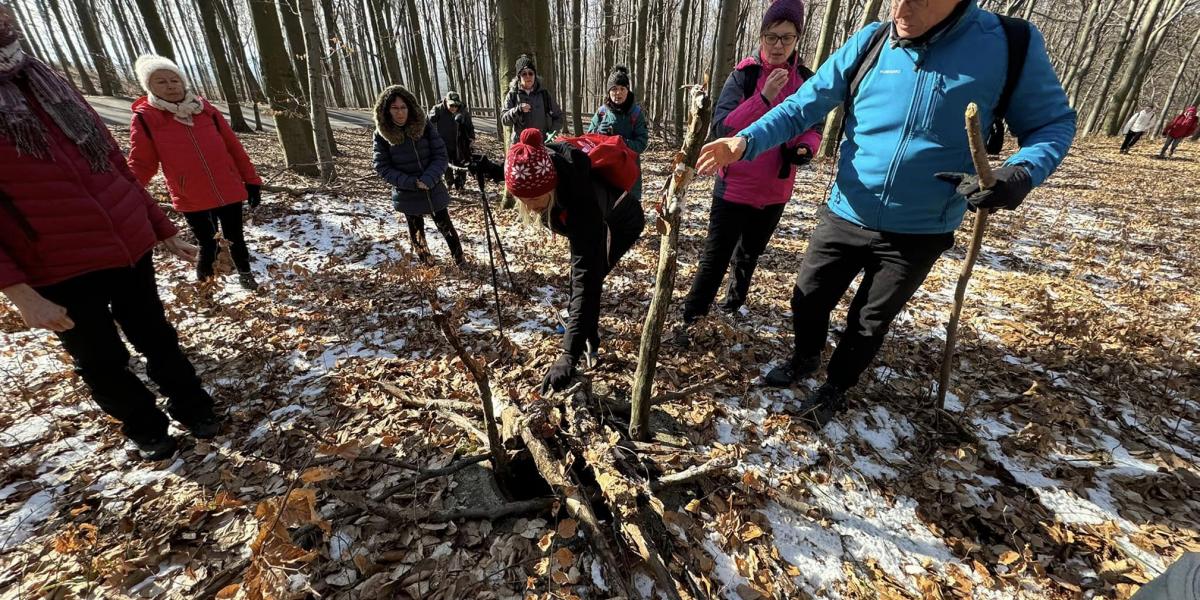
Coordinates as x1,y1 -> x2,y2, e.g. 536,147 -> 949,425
842,14 -> 1031,155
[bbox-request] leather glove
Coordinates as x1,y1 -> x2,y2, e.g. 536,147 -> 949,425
934,165 -> 1032,212
454,113 -> 466,124
777,144 -> 813,178
469,154 -> 505,183
245,183 -> 262,209
540,354 -> 576,394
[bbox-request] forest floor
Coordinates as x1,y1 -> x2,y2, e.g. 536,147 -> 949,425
0,124 -> 1197,600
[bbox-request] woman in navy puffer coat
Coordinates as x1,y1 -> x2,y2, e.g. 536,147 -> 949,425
372,85 -> 465,265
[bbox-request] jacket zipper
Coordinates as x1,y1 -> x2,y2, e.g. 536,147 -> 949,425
187,126 -> 225,206
879,54 -> 926,229
62,144 -> 135,265
411,138 -> 436,214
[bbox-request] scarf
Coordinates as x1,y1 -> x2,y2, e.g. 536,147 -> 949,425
0,41 -> 113,172
604,92 -> 636,115
148,91 -> 203,126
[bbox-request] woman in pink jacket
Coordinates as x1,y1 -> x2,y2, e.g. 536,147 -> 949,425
128,55 -> 263,291
677,0 -> 819,343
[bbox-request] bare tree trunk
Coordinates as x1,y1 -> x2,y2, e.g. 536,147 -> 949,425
602,0 -> 615,75
196,0 -> 249,130
110,0 -> 141,73
46,0 -> 97,94
319,0 -> 348,107
298,0 -> 336,181
1082,0 -> 1142,134
403,0 -> 435,106
711,0 -> 740,84
1156,25 -> 1200,132
29,0 -> 77,87
1103,0 -> 1166,135
10,0 -> 41,57
571,0 -> 584,134
248,0 -> 319,175
671,0 -> 692,142
70,0 -> 120,95
818,0 -> 883,157
370,0 -> 403,84
812,0 -> 843,69
277,0 -> 312,100
133,0 -> 175,59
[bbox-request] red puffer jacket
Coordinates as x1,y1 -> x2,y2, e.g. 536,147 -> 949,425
0,80 -> 178,290
128,96 -> 262,213
1163,107 -> 1199,139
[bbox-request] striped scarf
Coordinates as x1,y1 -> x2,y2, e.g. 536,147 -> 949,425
0,41 -> 113,172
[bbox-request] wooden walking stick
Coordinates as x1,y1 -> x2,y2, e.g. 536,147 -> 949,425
936,103 -> 997,411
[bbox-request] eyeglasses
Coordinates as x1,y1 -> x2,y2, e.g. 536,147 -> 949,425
761,33 -> 799,47
519,70 -> 535,77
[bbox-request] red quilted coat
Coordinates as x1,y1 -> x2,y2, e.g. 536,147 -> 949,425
0,79 -> 178,290
1163,107 -> 1199,139
128,96 -> 262,213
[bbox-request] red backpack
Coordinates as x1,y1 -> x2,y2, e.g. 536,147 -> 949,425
557,133 -> 640,194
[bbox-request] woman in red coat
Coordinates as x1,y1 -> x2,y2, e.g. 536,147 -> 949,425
128,54 -> 263,290
0,10 -> 219,460
1159,106 -> 1198,159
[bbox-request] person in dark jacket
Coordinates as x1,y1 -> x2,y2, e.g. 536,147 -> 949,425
372,85 -> 465,266
128,54 -> 263,291
428,91 -> 475,191
501,55 -> 564,143
0,9 -> 220,460
503,128 -> 645,392
676,0 -> 819,346
586,65 -> 649,203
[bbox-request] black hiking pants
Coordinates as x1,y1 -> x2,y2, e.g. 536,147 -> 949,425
790,207 -> 954,389
682,196 -> 786,322
1120,131 -> 1144,152
405,208 -> 464,263
183,201 -> 251,280
35,253 -> 215,443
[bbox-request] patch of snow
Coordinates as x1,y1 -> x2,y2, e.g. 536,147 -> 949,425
763,500 -> 845,597
702,537 -> 750,599
0,417 -> 53,448
0,487 -> 63,551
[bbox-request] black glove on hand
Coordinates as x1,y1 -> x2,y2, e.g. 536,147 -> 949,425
469,154 -> 505,183
245,183 -> 262,209
454,113 -> 466,124
776,144 -> 813,178
540,354 -> 576,394
934,165 -> 1032,212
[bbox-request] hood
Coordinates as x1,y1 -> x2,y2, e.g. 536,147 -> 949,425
1187,107 -> 1197,116
131,94 -> 215,115
508,75 -> 545,94
373,85 -> 426,145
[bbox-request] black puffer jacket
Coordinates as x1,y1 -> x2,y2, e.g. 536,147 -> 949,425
539,143 -> 645,360
429,101 -> 475,164
372,86 -> 450,215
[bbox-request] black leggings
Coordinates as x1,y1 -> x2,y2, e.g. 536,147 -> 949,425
683,196 -> 786,322
183,202 -> 250,279
405,208 -> 464,262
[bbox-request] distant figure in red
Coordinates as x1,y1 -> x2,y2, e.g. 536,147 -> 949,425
128,54 -> 264,291
1159,106 -> 1198,159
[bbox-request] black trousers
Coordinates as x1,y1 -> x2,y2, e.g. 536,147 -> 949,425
405,208 -> 464,262
1120,131 -> 1145,152
1161,136 -> 1183,157
35,253 -> 214,442
791,207 -> 953,389
682,196 -> 786,322
443,167 -> 467,190
182,201 -> 250,279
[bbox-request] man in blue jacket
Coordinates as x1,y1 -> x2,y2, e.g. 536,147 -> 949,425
697,0 -> 1075,428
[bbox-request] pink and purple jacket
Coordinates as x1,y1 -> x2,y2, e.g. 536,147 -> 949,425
711,52 -> 821,209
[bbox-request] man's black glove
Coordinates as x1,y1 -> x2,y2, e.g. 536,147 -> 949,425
468,154 -> 505,183
934,165 -> 1032,212
453,113 -> 466,124
540,354 -> 576,394
245,183 -> 262,209
777,144 -> 813,178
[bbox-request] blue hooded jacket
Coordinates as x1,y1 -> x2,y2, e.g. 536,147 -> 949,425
739,0 -> 1076,234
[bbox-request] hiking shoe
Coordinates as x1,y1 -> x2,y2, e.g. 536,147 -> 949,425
793,383 -> 849,429
762,355 -> 822,387
132,435 -> 179,461
670,321 -> 695,348
181,414 -> 223,440
238,271 -> 259,291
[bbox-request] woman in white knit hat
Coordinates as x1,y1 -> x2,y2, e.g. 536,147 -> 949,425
127,54 -> 264,291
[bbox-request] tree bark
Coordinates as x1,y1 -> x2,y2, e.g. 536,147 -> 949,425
711,0 -> 740,81
630,85 -> 713,441
1082,0 -> 1142,134
277,0 -> 312,100
248,0 -> 319,175
370,0 -> 403,84
1157,25 -> 1200,133
46,0 -> 97,94
10,0 -> 41,57
110,0 -> 141,73
30,0 -> 77,88
402,0 -> 435,106
133,0 -> 175,59
319,0 -> 348,107
196,0 -> 249,131
812,0 -> 843,69
1102,0 -> 1166,136
570,0 -> 584,135
818,0 -> 883,157
70,0 -> 120,95
297,0 -> 337,181
602,0 -> 615,75
671,0 -> 692,142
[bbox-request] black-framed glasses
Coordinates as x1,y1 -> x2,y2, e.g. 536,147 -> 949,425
519,70 -> 535,77
761,33 -> 799,46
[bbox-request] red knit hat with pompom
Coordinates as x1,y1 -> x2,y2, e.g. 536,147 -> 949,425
505,129 -> 558,199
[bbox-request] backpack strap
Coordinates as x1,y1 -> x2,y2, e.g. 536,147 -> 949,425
741,63 -> 762,101
993,14 -> 1031,123
136,112 -> 153,141
845,22 -> 891,109
629,105 -> 640,126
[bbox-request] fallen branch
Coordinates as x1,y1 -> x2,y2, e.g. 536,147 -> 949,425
422,498 -> 555,523
651,371 -> 731,404
378,381 -> 480,413
649,455 -> 737,492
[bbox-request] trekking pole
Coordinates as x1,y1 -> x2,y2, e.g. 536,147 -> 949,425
936,103 -> 996,411
470,167 -> 507,337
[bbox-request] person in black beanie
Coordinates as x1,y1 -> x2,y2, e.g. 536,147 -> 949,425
586,65 -> 649,202
501,55 -> 564,143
